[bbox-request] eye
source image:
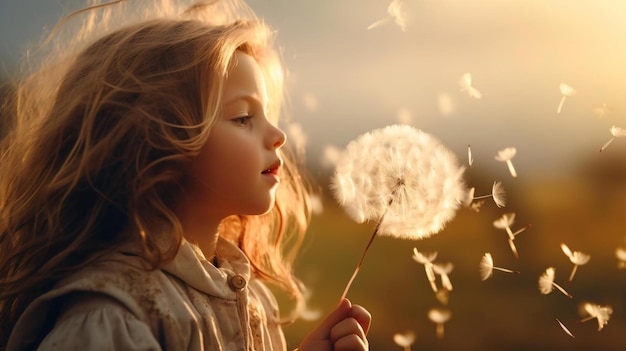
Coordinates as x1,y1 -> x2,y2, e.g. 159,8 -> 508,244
232,115 -> 252,126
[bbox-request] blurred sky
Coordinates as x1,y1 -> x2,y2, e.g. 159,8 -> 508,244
1,0 -> 626,179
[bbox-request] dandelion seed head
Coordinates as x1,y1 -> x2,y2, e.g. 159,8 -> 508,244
582,303 -> 613,331
493,212 -> 515,229
433,262 -> 454,275
479,253 -> 494,281
559,83 -> 576,96
412,247 -> 438,264
616,247 -> 626,268
610,125 -> 626,137
309,193 -> 324,216
332,125 -> 467,239
393,331 -> 416,347
492,181 -> 507,208
495,147 -> 517,161
387,0 -> 408,31
561,243 -> 590,265
459,73 -> 482,99
428,308 -> 451,323
538,267 -> 556,294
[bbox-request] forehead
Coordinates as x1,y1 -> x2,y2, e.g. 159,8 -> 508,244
222,51 -> 268,105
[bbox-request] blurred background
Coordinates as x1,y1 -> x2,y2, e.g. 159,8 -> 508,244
2,0 -> 626,350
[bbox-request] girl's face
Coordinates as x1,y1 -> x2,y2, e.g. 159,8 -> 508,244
186,51 -> 286,219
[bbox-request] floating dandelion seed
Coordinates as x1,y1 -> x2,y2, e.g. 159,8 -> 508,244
493,213 -> 530,259
301,92 -> 319,113
557,83 -> 576,114
600,125 -> 626,152
467,144 -> 473,167
367,0 -> 408,31
428,308 -> 451,339
397,108 -> 412,125
479,253 -> 519,280
437,92 -> 454,116
472,181 -> 506,208
579,303 -> 613,331
309,193 -> 324,216
615,246 -> 626,269
556,319 -> 575,338
321,145 -> 341,168
593,103 -> 612,118
459,72 -> 482,99
286,122 -> 307,158
412,248 -> 439,293
495,147 -> 518,178
332,125 -> 466,301
392,331 -> 416,351
538,267 -> 572,298
561,243 -> 590,282
433,262 -> 454,292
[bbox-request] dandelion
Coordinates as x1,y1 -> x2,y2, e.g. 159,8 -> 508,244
556,319 -> 575,338
479,253 -> 519,281
557,83 -> 576,114
579,303 -> 612,331
459,72 -> 482,99
493,213 -> 531,259
471,181 -> 506,208
367,0 -> 408,31
393,331 -> 416,351
538,267 -> 572,298
615,246 -> 626,269
560,243 -> 590,282
331,125 -> 466,301
495,147 -> 518,178
412,248 -> 438,293
599,125 -> 626,152
428,308 -> 451,339
467,144 -> 473,167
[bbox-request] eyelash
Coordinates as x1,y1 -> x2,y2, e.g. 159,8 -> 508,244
233,116 -> 252,126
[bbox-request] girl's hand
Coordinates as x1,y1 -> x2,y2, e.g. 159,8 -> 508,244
297,298 -> 371,351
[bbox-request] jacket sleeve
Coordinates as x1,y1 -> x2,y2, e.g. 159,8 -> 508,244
37,293 -> 161,351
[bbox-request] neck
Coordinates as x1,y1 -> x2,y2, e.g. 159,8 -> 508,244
175,198 -> 223,261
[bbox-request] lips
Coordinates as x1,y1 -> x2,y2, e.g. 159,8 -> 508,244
262,159 -> 283,175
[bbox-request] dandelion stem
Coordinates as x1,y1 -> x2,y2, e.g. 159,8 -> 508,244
569,265 -> 578,282
557,96 -> 566,114
338,218 -> 383,303
600,137 -> 614,152
505,160 -> 517,178
493,266 -> 520,274
553,282 -> 573,298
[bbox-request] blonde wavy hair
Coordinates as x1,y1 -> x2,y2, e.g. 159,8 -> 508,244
0,0 -> 311,343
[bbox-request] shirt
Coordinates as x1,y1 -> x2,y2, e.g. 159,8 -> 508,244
7,237 -> 287,351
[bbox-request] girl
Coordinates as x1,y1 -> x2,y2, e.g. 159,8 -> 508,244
0,0 -> 371,350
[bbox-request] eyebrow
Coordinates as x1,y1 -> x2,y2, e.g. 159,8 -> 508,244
224,93 -> 267,107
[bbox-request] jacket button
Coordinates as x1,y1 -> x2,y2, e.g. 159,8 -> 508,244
229,274 -> 247,291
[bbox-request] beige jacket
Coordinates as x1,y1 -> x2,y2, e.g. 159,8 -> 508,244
7,238 -> 287,351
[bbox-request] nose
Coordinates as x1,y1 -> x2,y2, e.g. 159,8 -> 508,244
268,123 -> 286,149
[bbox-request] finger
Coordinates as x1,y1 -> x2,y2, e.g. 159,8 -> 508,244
329,317 -> 367,346
333,333 -> 368,351
303,298 -> 352,341
349,305 -> 372,335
